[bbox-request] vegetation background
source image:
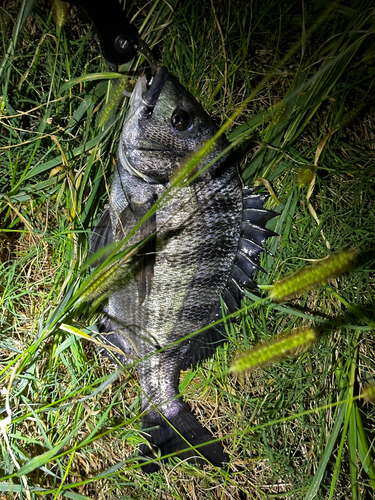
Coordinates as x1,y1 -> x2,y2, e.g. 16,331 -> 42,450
0,0 -> 374,498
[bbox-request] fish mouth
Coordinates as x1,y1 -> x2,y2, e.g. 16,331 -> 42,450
141,66 -> 169,107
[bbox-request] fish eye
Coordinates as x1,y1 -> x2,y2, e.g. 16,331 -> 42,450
171,109 -> 192,131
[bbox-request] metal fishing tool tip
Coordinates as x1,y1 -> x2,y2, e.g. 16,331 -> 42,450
135,38 -> 158,76
142,66 -> 169,107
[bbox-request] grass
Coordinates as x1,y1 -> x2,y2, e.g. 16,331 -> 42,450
1,0 -> 375,498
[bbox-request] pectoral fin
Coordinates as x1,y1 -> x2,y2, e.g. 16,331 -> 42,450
115,195 -> 157,305
135,209 -> 156,305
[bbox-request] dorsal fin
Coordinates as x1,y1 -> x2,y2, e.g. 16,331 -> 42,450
242,187 -> 268,208
180,187 -> 279,370
223,187 -> 278,312
243,208 -> 278,225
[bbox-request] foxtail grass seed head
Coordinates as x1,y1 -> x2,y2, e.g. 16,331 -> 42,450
361,46 -> 375,64
269,250 -> 357,303
271,101 -> 289,126
79,245 -> 140,304
79,259 -> 130,304
362,384 -> 375,403
296,167 -> 315,187
340,100 -> 368,129
99,78 -> 133,128
51,0 -> 69,27
230,328 -> 317,374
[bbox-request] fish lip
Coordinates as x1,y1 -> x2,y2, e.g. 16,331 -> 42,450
142,66 -> 169,107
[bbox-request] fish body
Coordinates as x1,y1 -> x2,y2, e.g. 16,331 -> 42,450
90,66 -> 276,472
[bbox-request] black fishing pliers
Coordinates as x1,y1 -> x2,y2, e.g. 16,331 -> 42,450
64,0 -> 157,72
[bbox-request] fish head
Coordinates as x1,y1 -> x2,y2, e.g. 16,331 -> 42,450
119,66 -> 227,184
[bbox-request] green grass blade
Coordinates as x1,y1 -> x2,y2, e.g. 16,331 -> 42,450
304,402 -> 347,500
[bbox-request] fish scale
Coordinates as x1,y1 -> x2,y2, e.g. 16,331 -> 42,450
90,66 -> 277,472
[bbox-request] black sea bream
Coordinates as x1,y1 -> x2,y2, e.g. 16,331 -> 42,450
90,66 -> 277,472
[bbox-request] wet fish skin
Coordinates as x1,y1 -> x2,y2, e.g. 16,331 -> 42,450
90,66 -> 275,472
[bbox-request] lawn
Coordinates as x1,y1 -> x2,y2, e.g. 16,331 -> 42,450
1,0 -> 374,498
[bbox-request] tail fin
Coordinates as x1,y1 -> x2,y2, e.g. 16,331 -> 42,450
139,402 -> 227,473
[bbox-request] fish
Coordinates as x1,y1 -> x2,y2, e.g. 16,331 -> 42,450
90,66 -> 277,472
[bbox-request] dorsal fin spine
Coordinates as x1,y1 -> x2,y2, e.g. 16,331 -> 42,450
222,188 -> 278,312
237,250 -> 267,274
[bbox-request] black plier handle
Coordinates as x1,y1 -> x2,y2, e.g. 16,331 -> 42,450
65,0 -> 156,71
